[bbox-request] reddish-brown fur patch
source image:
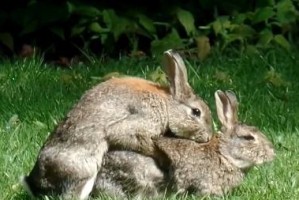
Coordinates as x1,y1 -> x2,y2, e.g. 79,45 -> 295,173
109,77 -> 169,97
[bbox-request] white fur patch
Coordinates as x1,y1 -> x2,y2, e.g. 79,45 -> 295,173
80,173 -> 97,200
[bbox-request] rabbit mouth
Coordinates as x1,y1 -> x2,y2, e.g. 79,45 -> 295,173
164,129 -> 210,143
192,134 -> 212,143
164,129 -> 193,140
164,129 -> 181,139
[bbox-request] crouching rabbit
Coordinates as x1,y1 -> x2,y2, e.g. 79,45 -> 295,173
94,90 -> 275,198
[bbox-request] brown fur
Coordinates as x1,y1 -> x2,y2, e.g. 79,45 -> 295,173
108,77 -> 169,97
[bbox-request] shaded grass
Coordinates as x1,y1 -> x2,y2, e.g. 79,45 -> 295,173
0,48 -> 299,199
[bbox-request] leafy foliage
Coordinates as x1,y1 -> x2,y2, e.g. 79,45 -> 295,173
0,0 -> 298,59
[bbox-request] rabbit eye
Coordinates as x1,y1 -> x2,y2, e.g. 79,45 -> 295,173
192,108 -> 201,117
240,135 -> 255,140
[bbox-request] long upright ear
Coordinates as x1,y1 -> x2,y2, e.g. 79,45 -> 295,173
215,90 -> 238,129
163,49 -> 194,101
225,90 -> 239,122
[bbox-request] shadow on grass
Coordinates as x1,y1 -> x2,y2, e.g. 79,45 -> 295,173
12,192 -> 33,200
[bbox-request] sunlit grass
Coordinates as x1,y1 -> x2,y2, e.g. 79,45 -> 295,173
1,48 -> 298,199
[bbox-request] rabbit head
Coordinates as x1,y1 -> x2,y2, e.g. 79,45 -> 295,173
215,90 -> 275,170
153,90 -> 275,196
163,50 -> 212,142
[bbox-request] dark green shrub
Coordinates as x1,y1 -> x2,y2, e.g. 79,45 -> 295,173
0,0 -> 298,59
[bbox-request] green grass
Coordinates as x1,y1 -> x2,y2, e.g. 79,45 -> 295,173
1,48 -> 299,200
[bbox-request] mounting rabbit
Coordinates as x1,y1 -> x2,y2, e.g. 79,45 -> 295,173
22,50 -> 213,199
93,90 -> 275,198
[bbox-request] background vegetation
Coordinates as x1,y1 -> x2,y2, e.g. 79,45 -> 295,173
0,0 -> 298,60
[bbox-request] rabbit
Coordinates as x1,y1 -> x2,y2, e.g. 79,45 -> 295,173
93,90 -> 275,198
22,49 -> 213,200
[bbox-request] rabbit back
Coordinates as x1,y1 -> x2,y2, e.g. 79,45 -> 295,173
43,77 -> 171,155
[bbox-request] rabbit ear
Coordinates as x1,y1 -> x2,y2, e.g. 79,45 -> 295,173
215,90 -> 238,129
163,49 -> 194,101
225,90 -> 239,121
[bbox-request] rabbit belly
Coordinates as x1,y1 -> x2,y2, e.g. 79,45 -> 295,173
92,151 -> 165,199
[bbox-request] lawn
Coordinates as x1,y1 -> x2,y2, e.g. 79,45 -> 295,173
0,48 -> 298,200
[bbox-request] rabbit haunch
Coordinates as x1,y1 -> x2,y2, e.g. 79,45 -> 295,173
22,49 -> 213,199
94,90 -> 275,198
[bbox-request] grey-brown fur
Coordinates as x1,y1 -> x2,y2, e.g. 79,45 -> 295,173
22,50 -> 213,199
94,90 -> 275,198
92,151 -> 167,199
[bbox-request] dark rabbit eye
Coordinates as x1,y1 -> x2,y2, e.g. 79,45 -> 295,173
240,135 -> 255,140
192,108 -> 201,117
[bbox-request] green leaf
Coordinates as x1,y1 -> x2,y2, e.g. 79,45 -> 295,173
211,17 -> 231,36
245,45 -> 259,54
102,9 -> 115,29
66,1 -> 75,14
151,28 -> 184,57
71,26 -> 86,37
274,34 -> 291,51
148,67 -> 167,85
232,24 -> 256,38
176,8 -> 196,36
89,22 -> 109,33
233,13 -> 247,23
276,0 -> 298,24
221,34 -> 243,50
103,9 -> 134,40
212,20 -> 222,35
252,7 -> 275,24
0,32 -> 14,51
258,29 -> 273,46
137,14 -> 156,35
74,5 -> 101,17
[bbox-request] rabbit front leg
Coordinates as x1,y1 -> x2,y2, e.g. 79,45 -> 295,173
105,113 -> 166,157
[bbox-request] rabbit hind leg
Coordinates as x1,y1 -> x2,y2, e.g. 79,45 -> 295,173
62,172 -> 97,200
59,141 -> 109,199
